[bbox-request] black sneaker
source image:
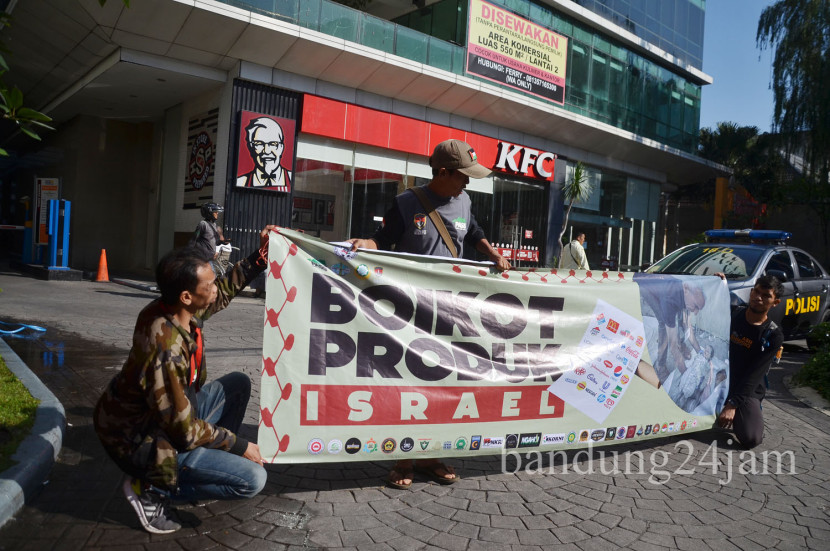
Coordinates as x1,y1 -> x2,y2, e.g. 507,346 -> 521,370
122,477 -> 181,534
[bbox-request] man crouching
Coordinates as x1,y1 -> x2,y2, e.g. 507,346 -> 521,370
93,226 -> 276,533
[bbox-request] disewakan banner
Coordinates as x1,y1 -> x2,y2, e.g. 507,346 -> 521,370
466,0 -> 568,104
258,229 -> 730,462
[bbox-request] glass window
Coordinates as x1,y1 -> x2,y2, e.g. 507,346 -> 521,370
395,26 -> 428,64
430,0 -> 461,43
428,36 -> 455,71
793,250 -> 819,279
349,170 -> 403,240
565,163 -> 601,212
473,177 -> 548,264
297,0 -> 320,29
383,0 -> 703,152
567,42 -> 590,108
319,1 -> 357,41
608,59 -> 627,125
590,51 -> 609,118
766,251 -> 795,280
647,245 -> 766,278
292,159 -> 352,241
361,16 -> 395,52
600,173 -> 626,218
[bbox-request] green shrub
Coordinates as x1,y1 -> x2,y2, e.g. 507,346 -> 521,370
793,350 -> 830,402
807,321 -> 830,352
0,355 -> 40,472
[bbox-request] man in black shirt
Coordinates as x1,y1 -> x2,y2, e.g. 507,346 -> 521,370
717,274 -> 784,448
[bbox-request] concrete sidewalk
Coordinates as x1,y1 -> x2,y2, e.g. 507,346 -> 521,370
0,265 -> 829,550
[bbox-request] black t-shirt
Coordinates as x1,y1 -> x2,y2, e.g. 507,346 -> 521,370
728,306 -> 784,404
372,186 -> 486,257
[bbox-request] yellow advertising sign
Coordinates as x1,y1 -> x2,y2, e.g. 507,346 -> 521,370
466,0 -> 568,104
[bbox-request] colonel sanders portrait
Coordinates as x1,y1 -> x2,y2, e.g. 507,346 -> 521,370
235,115 -> 293,191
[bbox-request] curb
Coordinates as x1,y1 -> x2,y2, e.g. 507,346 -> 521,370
0,338 -> 65,530
110,278 -> 158,293
784,374 -> 830,417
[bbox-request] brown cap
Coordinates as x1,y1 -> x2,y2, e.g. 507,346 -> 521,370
429,139 -> 491,179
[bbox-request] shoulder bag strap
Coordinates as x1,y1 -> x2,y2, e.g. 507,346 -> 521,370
409,187 -> 458,258
569,242 -> 580,266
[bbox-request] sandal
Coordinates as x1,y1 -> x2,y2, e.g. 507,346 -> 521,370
414,461 -> 459,485
385,467 -> 414,490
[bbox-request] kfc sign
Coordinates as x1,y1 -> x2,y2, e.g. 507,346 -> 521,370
493,141 -> 556,181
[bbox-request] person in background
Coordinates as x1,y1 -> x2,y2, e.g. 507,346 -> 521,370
94,226 -> 276,533
190,202 -> 228,265
559,231 -> 589,270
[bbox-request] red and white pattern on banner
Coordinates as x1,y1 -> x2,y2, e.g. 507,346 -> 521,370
259,234 -> 301,461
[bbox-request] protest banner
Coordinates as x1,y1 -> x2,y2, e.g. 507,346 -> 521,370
258,229 -> 730,462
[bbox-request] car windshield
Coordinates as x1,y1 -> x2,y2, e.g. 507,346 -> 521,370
646,244 -> 765,278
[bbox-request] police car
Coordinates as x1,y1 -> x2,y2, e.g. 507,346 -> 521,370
645,229 -> 830,340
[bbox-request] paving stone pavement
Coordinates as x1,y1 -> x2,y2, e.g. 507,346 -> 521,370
1,264 -> 829,550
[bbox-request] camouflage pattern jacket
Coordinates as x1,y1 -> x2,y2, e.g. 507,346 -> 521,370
93,252 -> 265,491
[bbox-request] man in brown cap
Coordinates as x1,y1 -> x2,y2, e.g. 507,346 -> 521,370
349,139 -> 510,268
348,139 -> 510,489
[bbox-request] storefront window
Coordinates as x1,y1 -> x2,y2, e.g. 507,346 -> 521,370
292,159 -> 351,241
292,138 -> 550,266
471,177 -> 548,266
348,169 -> 403,241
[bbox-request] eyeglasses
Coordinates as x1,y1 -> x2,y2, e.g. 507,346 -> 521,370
252,140 -> 283,152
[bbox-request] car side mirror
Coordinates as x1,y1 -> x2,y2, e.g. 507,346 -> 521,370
766,269 -> 788,282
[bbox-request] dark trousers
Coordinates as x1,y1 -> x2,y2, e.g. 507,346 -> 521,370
175,372 -> 267,502
734,397 -> 764,448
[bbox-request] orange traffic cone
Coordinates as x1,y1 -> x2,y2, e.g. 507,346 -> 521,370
96,249 -> 109,282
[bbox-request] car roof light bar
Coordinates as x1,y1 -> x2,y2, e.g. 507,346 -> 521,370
704,229 -> 792,242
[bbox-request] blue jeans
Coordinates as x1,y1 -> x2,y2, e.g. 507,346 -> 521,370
174,372 -> 267,503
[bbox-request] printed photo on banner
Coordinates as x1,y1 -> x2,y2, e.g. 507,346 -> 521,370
633,273 -> 731,417
256,228 -> 730,464
235,111 -> 296,192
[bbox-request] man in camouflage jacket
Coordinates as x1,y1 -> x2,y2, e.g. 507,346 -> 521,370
94,225 -> 275,533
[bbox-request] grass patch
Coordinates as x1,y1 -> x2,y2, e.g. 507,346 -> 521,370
0,355 -> 40,472
793,350 -> 830,402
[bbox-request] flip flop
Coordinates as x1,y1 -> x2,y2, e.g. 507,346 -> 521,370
385,467 -> 414,490
414,461 -> 459,485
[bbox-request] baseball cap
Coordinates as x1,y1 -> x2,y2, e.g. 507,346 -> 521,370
429,139 -> 492,179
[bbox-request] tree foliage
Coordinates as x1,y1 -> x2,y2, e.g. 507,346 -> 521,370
697,122 -> 787,208
757,0 -> 830,187
558,162 -> 592,251
757,0 -> 830,255
0,14 -> 54,155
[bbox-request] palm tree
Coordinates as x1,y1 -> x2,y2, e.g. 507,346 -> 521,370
557,162 -> 592,261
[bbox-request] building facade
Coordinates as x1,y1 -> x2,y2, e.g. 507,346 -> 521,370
0,0 -> 727,274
